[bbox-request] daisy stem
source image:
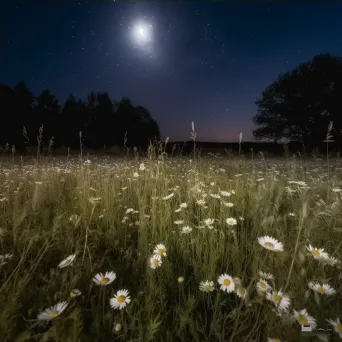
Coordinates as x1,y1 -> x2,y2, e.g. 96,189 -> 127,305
283,203 -> 306,293
82,204 -> 96,263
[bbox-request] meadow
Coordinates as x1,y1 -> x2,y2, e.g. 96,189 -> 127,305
0,150 -> 341,341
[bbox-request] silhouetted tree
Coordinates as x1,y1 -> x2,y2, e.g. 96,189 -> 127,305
34,89 -> 61,146
0,82 -> 160,152
253,53 -> 342,150
61,94 -> 87,148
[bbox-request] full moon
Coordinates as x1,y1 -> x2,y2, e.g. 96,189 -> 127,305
132,21 -> 153,46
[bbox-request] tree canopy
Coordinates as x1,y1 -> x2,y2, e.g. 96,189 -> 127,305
0,83 -> 160,151
253,53 -> 342,149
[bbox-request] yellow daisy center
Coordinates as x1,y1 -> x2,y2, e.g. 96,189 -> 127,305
299,315 -> 308,325
153,259 -> 159,265
260,282 -> 267,289
100,277 -> 109,285
312,250 -> 320,257
264,242 -> 274,249
317,287 -> 325,293
65,259 -> 72,265
157,249 -> 165,255
204,285 -> 212,291
337,324 -> 342,332
49,311 -> 58,318
223,279 -> 231,286
117,295 -> 126,303
238,288 -> 245,295
273,295 -> 282,303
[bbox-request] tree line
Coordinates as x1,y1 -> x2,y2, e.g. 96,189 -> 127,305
0,82 -> 160,151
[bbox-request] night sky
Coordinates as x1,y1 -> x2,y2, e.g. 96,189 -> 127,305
2,2 -> 342,142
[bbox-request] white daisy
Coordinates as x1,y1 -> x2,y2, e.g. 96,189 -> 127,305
58,254 -> 76,268
236,286 -> 247,299
308,282 -> 336,295
258,271 -> 274,280
149,254 -> 162,269
306,244 -> 329,260
93,271 -> 116,286
174,220 -> 184,225
294,309 -> 317,329
217,273 -> 235,293
37,301 -> 68,321
139,163 -> 145,171
220,191 -> 231,197
204,218 -> 215,226
181,226 -> 192,234
326,318 -> 342,337
199,280 -> 215,292
179,203 -> 188,209
267,338 -> 282,342
226,218 -> 237,226
110,289 -> 131,310
258,236 -> 284,252
256,278 -> 271,293
153,244 -> 167,257
266,290 -> 290,311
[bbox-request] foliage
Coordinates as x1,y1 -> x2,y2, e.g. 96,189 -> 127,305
0,83 -> 160,150
0,151 -> 341,341
253,53 -> 342,149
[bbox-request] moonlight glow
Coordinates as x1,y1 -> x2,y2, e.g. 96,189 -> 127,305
132,21 -> 153,46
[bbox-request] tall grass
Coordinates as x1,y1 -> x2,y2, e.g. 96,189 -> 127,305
0,148 -> 341,341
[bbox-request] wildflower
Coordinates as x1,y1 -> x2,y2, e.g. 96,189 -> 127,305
256,278 -> 271,293
93,272 -> 116,286
258,271 -> 274,280
178,276 -> 184,284
220,191 -> 231,197
70,289 -> 81,298
306,244 -> 329,260
58,254 -> 76,268
37,301 -> 68,321
174,220 -> 184,225
326,318 -> 342,337
268,338 -> 282,342
196,199 -> 206,206
175,208 -> 182,213
199,280 -> 215,292
84,159 -> 91,165
126,208 -> 134,214
139,163 -> 145,171
210,193 -> 221,199
258,236 -> 284,252
236,286 -> 247,299
179,203 -> 188,209
110,289 -> 131,310
323,256 -> 338,266
133,172 -> 139,178
150,254 -> 162,269
163,193 -> 174,200
266,290 -> 290,311
204,218 -> 215,227
218,274 -> 235,293
288,212 -> 296,217
181,226 -> 192,234
114,323 -> 122,331
332,188 -> 342,193
153,244 -> 167,257
294,309 -> 317,329
308,282 -> 336,295
226,217 -> 237,226
223,202 -> 234,207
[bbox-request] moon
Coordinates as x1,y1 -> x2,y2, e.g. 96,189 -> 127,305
132,21 -> 153,46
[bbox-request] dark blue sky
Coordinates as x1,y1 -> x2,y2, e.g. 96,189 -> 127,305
2,1 -> 342,141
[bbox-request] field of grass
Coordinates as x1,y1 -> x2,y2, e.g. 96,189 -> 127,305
0,152 -> 341,341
